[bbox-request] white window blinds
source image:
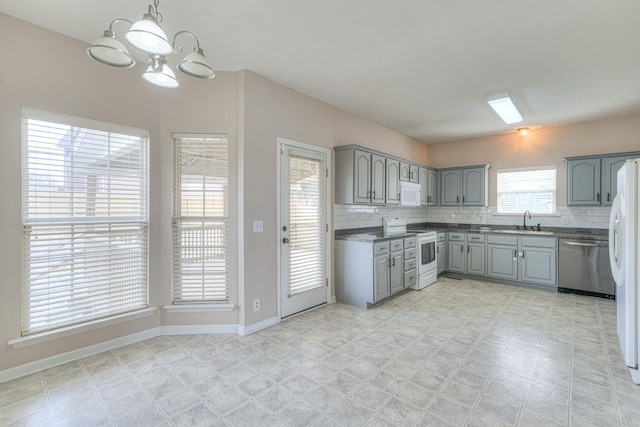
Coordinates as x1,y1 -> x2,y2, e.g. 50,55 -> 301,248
172,134 -> 229,303
22,109 -> 149,335
287,151 -> 326,296
497,166 -> 556,214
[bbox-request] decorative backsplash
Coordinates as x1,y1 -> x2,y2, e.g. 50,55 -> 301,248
334,204 -> 611,231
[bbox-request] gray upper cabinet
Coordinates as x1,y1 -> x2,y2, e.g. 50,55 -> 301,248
567,152 -> 640,206
567,158 -> 601,205
439,169 -> 462,206
419,166 -> 437,206
439,166 -> 488,206
400,162 -> 419,183
386,159 -> 401,205
336,147 -> 386,204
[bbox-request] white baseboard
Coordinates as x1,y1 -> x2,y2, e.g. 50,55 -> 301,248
238,316 -> 280,336
1,317 -> 287,384
161,324 -> 239,335
0,327 -> 162,384
329,296 -> 336,304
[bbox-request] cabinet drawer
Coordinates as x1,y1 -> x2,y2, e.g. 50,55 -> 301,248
404,237 -> 416,249
404,248 -> 416,259
448,232 -> 465,241
467,233 -> 485,243
437,233 -> 446,242
404,258 -> 416,270
390,239 -> 404,252
520,236 -> 557,248
374,242 -> 390,255
487,234 -> 518,245
404,269 -> 417,287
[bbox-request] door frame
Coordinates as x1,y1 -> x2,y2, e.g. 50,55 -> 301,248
276,137 -> 332,320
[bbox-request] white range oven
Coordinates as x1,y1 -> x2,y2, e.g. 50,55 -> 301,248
413,231 -> 438,290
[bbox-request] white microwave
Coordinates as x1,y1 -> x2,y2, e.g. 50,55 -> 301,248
400,181 -> 421,206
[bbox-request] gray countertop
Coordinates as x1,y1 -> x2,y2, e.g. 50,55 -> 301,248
335,222 -> 608,243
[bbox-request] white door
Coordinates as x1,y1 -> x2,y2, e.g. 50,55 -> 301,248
279,140 -> 329,318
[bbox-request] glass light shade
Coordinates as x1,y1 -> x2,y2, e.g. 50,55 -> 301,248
142,64 -> 179,88
125,16 -> 172,55
178,50 -> 215,79
87,34 -> 135,68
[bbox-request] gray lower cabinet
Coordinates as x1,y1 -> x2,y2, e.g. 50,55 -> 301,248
447,232 -> 466,273
486,234 -> 557,288
520,237 -> 557,287
487,235 -> 518,281
436,233 -> 446,274
447,232 -> 485,276
466,233 -> 486,276
336,238 -> 406,308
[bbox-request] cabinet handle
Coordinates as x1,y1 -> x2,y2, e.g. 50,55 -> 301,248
597,193 -> 600,202
460,245 -> 463,253
392,258 -> 396,266
513,249 -> 516,259
437,247 -> 439,254
607,193 -> 610,202
457,196 -> 459,203
372,191 -> 376,199
467,245 -> 470,253
463,196 -> 465,203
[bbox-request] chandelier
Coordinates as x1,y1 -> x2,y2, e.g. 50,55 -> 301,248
87,0 -> 215,88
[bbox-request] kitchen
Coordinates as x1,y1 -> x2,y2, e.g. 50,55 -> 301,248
2,1 -> 640,426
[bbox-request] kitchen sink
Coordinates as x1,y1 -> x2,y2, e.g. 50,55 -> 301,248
492,229 -> 554,236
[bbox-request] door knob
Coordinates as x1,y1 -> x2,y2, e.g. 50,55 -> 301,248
282,237 -> 290,243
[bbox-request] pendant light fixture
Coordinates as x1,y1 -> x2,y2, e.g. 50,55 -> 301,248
87,0 -> 215,88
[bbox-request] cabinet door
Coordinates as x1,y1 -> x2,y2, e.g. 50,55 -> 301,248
409,164 -> 419,183
373,254 -> 391,302
603,156 -> 629,206
427,168 -> 437,206
354,150 -> 372,203
400,162 -> 411,182
440,169 -> 461,206
419,167 -> 429,205
521,247 -> 557,286
390,251 -> 404,294
462,167 -> 486,206
371,154 -> 386,204
386,160 -> 401,205
487,245 -> 518,280
567,158 -> 601,205
466,242 -> 486,276
437,242 -> 446,274
447,240 -> 465,273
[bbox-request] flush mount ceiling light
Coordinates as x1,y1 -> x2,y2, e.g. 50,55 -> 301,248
517,127 -> 530,136
487,92 -> 524,124
87,0 -> 215,88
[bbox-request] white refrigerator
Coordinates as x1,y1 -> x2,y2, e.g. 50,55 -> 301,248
609,158 -> 640,384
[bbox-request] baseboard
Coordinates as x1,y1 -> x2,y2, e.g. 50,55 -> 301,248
329,296 -> 337,304
161,324 -> 239,335
0,327 -> 162,384
238,316 -> 280,336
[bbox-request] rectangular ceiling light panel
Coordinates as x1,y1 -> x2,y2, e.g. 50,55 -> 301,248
487,92 -> 524,124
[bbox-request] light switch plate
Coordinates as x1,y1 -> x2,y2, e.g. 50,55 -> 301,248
253,220 -> 264,233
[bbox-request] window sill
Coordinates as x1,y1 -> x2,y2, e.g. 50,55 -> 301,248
163,304 -> 236,313
8,307 -> 158,350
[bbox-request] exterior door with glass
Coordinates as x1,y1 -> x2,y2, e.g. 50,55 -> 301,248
279,140 -> 329,318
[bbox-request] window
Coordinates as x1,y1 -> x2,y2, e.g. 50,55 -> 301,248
497,166 -> 556,214
22,108 -> 149,335
172,134 -> 229,303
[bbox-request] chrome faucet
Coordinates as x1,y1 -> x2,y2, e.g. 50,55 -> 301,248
523,210 -> 532,230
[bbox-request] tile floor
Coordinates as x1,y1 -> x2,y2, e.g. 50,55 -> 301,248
2,276 -> 640,426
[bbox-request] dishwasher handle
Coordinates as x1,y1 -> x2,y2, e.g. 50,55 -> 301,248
561,240 -> 607,248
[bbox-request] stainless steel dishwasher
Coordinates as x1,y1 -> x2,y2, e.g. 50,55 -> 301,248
558,237 -> 615,299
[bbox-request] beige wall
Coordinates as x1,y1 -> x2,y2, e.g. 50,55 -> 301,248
240,70 -> 427,325
427,116 -> 640,207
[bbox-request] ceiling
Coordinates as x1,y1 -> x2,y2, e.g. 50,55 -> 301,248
2,0 -> 640,144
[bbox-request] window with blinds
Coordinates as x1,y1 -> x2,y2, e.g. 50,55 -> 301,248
497,166 -> 556,214
21,108 -> 149,335
172,134 -> 229,303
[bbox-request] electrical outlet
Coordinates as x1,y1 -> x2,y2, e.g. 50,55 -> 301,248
253,298 -> 260,311
253,220 -> 264,233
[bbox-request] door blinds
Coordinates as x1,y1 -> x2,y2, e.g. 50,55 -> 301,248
21,109 -> 149,335
287,151 -> 327,296
172,134 -> 229,302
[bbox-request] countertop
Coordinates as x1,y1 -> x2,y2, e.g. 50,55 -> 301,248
335,222 -> 609,243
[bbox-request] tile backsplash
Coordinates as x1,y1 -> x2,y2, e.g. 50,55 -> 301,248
334,204 -> 611,230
